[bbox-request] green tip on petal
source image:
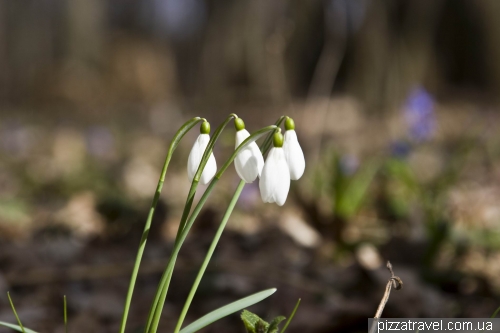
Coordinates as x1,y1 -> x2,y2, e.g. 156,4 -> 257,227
273,132 -> 284,147
285,117 -> 295,131
200,121 -> 211,134
235,118 -> 245,131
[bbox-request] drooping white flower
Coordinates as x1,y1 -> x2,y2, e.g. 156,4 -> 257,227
187,122 -> 217,185
234,118 -> 264,183
259,132 -> 290,206
283,117 -> 305,180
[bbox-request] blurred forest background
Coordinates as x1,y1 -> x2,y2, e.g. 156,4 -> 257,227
2,0 -> 500,332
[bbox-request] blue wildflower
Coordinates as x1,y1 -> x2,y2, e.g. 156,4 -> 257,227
404,86 -> 436,142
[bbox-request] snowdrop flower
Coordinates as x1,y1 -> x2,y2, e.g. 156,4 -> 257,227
259,131 -> 290,206
283,117 -> 305,180
234,118 -> 264,183
187,121 -> 217,185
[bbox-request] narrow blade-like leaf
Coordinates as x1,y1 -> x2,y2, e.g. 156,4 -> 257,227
180,288 -> 277,333
0,321 -> 38,333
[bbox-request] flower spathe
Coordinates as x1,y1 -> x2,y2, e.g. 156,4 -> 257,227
259,133 -> 290,206
283,117 -> 305,180
187,122 -> 217,185
234,119 -> 264,183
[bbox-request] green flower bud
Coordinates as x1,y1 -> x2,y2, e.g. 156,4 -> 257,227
235,118 -> 245,131
284,117 -> 295,131
200,121 -> 210,134
273,132 -> 284,148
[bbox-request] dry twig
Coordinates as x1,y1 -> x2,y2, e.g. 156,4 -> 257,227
369,261 -> 403,333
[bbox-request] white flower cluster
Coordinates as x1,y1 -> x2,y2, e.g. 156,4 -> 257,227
187,117 -> 305,206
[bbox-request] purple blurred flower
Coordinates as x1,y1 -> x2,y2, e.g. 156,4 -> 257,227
151,0 -> 207,40
404,86 -> 436,142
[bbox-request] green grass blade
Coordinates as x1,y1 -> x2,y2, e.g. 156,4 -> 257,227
179,288 -> 277,333
64,295 -> 68,333
0,321 -> 38,333
280,298 -> 301,333
7,292 -> 26,333
490,305 -> 500,318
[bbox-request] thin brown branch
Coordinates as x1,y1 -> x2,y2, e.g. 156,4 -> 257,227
375,261 -> 403,318
369,261 -> 403,333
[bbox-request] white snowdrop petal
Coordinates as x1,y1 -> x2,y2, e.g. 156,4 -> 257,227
259,148 -> 278,203
187,134 -> 216,184
249,144 -> 264,177
259,147 -> 290,205
200,152 -> 217,185
274,150 -> 290,206
235,129 -> 250,148
235,149 -> 258,182
284,130 -> 305,180
235,129 -> 264,183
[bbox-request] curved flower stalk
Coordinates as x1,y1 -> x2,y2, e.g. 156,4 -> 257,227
260,131 -> 290,206
234,118 -> 264,183
187,121 -> 217,185
283,117 -> 305,180
146,124 -> 278,333
119,117 -> 204,333
146,114 -> 239,332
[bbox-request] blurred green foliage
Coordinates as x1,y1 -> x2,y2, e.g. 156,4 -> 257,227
241,310 -> 286,333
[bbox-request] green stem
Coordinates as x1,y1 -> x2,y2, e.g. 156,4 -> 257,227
7,292 -> 26,333
64,295 -> 68,333
260,116 -> 285,154
147,179 -> 219,333
144,182 -> 197,333
145,114 -> 239,332
173,180 -> 246,333
172,117 -> 285,332
281,298 -> 301,333
146,125 -> 277,333
118,117 -> 202,333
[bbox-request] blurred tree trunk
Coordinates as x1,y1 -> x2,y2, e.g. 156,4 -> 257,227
347,0 -> 444,113
475,0 -> 500,102
1,0 -> 61,102
0,1 -> 7,101
66,0 -> 105,67
199,0 -> 293,106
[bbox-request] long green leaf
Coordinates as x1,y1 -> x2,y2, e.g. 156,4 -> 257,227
179,288 -> 277,333
0,321 -> 38,333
